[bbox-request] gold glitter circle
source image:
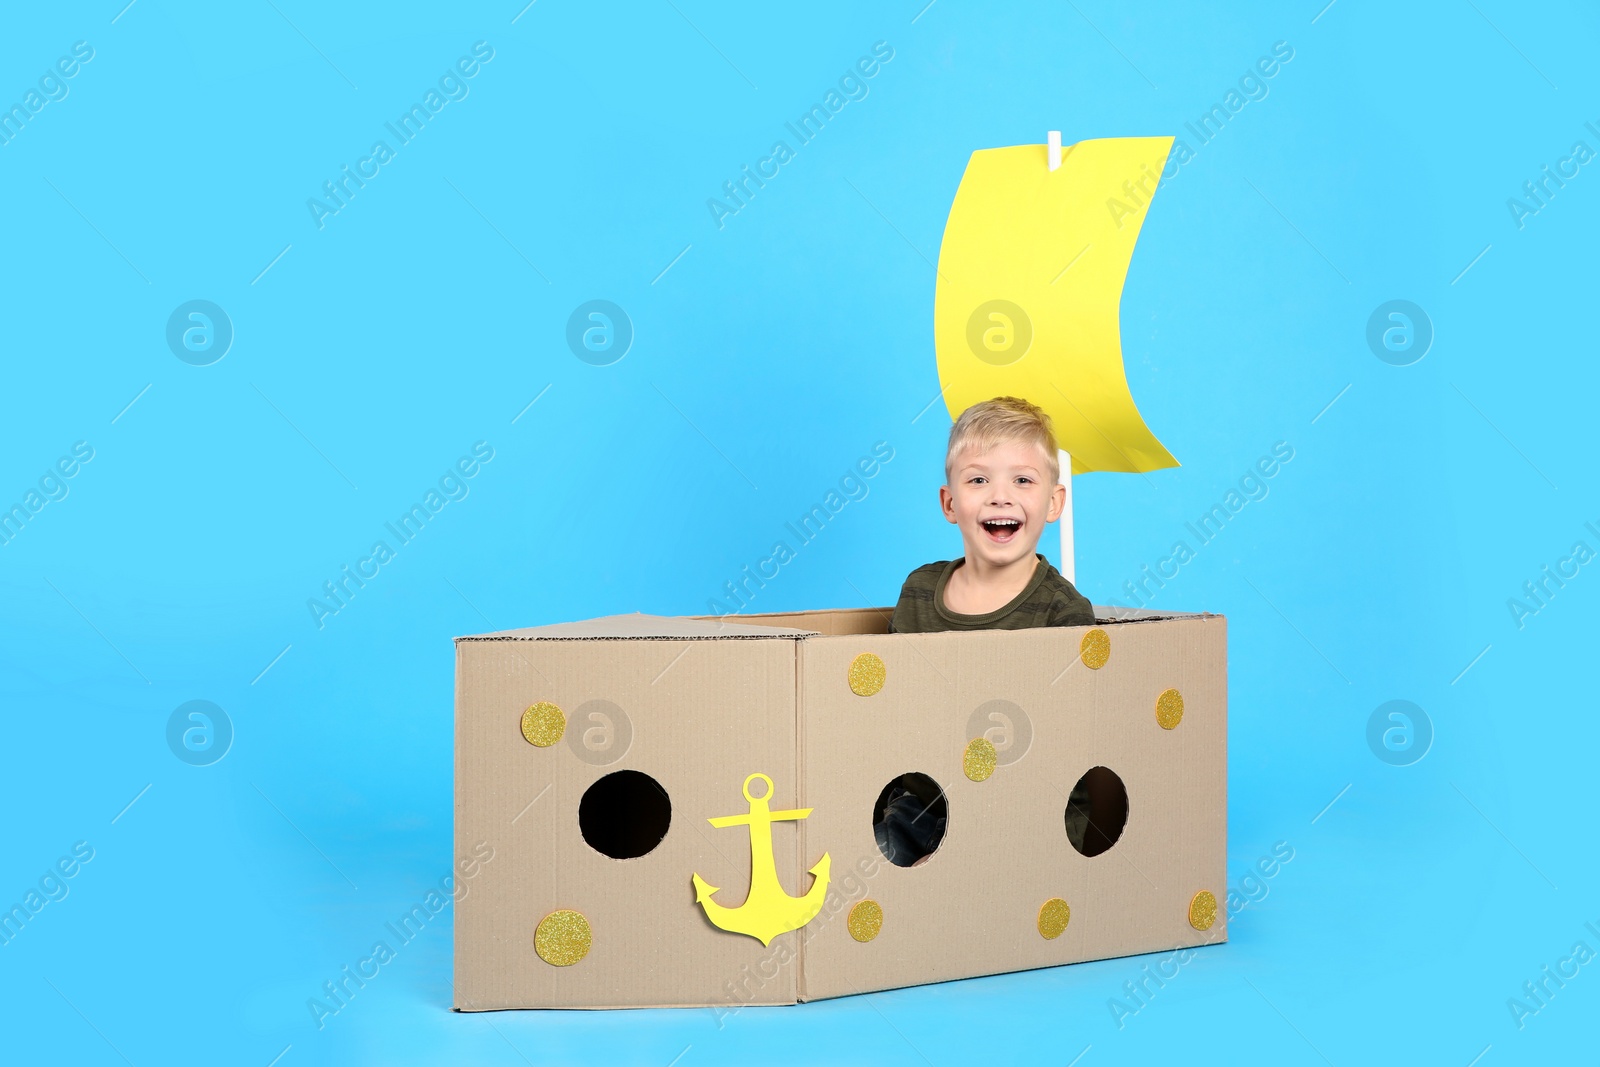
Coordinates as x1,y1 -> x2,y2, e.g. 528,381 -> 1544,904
1156,688 -> 1185,730
534,909 -> 592,966
1037,897 -> 1071,940
520,702 -> 566,747
1080,629 -> 1110,670
1188,890 -> 1218,932
848,900 -> 883,943
848,653 -> 886,697
963,737 -> 998,782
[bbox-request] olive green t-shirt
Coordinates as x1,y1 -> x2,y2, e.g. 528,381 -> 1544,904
889,554 -> 1096,633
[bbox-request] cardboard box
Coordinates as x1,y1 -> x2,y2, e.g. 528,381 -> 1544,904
454,605 -> 1226,1010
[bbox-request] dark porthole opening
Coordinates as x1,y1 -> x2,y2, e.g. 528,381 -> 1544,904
872,772 -> 948,868
579,770 -> 671,859
1064,766 -> 1129,857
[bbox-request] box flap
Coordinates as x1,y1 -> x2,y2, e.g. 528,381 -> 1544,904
694,607 -> 892,636
1094,605 -> 1218,623
455,612 -> 817,642
701,605 -> 1219,633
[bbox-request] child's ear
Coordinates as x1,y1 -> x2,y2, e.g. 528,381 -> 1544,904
940,485 -> 959,524
1045,481 -> 1067,523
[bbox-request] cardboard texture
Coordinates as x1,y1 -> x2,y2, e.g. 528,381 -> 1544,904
454,607 -> 1227,1010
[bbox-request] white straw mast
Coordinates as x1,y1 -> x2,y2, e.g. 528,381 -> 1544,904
1057,449 -> 1074,582
1047,131 -> 1074,581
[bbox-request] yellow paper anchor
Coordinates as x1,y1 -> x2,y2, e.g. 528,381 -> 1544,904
691,772 -> 831,946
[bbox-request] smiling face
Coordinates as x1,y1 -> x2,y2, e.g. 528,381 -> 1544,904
941,438 -> 1066,570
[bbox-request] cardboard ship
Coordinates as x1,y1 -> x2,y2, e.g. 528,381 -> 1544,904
453,604 -> 1226,1009
453,131 -> 1210,1009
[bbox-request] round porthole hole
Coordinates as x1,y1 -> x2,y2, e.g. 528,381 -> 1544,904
872,772 -> 948,868
1064,766 -> 1128,857
579,769 -> 671,859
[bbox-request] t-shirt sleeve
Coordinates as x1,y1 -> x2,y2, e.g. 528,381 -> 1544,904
888,578 -> 915,634
889,563 -> 943,634
1044,579 -> 1096,627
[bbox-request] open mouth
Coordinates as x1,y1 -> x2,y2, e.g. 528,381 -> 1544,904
980,517 -> 1022,543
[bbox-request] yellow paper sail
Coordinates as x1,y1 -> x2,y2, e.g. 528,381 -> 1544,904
934,137 -> 1178,475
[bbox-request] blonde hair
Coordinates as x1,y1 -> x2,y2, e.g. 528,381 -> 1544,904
946,396 -> 1060,483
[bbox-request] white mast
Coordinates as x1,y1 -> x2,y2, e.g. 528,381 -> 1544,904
1047,131 -> 1074,583
1057,450 -> 1074,583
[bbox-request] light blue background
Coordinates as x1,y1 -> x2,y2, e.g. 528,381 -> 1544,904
2,1 -> 1595,1063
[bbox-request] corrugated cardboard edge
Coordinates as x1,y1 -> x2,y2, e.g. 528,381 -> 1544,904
452,638 -> 471,1011
702,605 -> 1219,628
793,629 -> 808,1004
456,612 -> 817,642
1093,606 -> 1216,623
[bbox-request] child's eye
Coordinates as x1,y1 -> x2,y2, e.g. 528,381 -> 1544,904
968,476 -> 986,484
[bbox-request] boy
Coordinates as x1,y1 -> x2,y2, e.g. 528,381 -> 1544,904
890,396 -> 1094,633
875,397 -> 1097,867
